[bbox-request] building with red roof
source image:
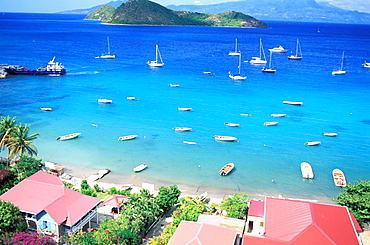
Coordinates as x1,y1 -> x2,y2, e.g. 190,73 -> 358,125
0,170 -> 101,237
243,197 -> 362,245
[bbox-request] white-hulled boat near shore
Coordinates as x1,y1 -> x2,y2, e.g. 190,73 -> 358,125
300,162 -> 314,179
133,164 -> 147,172
283,101 -> 303,106
219,163 -> 235,176
178,107 -> 192,111
118,135 -> 138,141
225,123 -> 240,127
56,133 -> 81,141
271,114 -> 286,117
268,46 -> 287,53
323,132 -> 337,137
173,127 -> 192,132
305,141 -> 321,146
213,135 -> 237,142
362,62 -> 370,68
40,107 -> 52,111
333,169 -> 346,187
98,99 -> 112,103
264,121 -> 278,126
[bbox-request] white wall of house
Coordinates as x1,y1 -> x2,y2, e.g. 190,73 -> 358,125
245,216 -> 265,236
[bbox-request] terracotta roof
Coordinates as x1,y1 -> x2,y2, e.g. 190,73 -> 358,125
102,194 -> 129,208
168,220 -> 237,245
0,171 -> 101,226
243,197 -> 361,245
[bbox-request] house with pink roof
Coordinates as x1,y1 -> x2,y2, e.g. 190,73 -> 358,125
0,170 -> 101,238
243,197 -> 363,245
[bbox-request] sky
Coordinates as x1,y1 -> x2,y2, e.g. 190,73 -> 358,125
0,0 -> 369,13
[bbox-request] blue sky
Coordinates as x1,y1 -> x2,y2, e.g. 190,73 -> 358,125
0,0 -> 369,13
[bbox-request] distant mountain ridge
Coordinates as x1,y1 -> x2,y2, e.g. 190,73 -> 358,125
59,0 -> 370,24
85,0 -> 269,27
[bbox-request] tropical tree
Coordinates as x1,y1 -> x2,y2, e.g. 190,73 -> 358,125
220,193 -> 249,219
334,180 -> 370,225
0,200 -> 26,234
0,116 -> 17,155
13,156 -> 43,181
155,185 -> 181,212
3,123 -> 39,160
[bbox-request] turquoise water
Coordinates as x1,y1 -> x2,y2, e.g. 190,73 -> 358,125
1,13 -> 370,200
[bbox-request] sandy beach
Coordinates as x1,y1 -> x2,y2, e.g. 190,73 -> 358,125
62,163 -> 334,204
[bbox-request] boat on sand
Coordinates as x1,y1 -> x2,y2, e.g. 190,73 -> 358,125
56,133 -> 81,141
333,169 -> 346,187
213,135 -> 237,142
118,135 -> 138,141
133,164 -> 147,172
219,163 -> 234,176
300,162 -> 314,179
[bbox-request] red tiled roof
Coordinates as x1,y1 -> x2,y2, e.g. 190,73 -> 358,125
243,197 -> 361,245
0,171 -> 101,226
168,220 -> 237,245
102,194 -> 129,208
248,200 -> 265,218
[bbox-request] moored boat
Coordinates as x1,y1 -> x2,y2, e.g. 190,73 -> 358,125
225,123 -> 240,127
178,107 -> 192,111
169,84 -> 180,87
264,121 -> 278,126
133,164 -> 147,172
283,101 -> 303,106
56,133 -> 81,141
183,141 -> 197,145
219,163 -> 235,176
322,132 -> 337,137
228,39 -> 241,56
40,107 -> 52,111
362,62 -> 370,68
118,135 -> 138,141
305,141 -> 321,146
5,57 -> 66,75
98,99 -> 112,103
300,162 -> 314,179
173,127 -> 192,132
147,45 -> 164,67
332,51 -> 346,75
268,46 -> 287,53
127,97 -> 136,100
288,39 -> 302,60
271,114 -> 286,117
333,169 -> 346,187
96,37 -> 116,59
213,135 -> 237,142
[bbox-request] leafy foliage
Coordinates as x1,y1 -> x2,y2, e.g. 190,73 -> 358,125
334,180 -> 370,225
155,185 -> 181,212
85,5 -> 115,20
220,193 -> 249,219
0,200 -> 26,234
13,155 -> 43,181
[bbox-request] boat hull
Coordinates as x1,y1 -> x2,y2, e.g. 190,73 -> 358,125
300,162 -> 314,179
133,164 -> 147,172
5,69 -> 66,75
219,163 -> 234,176
213,135 -> 237,142
56,133 -> 81,141
333,169 -> 346,187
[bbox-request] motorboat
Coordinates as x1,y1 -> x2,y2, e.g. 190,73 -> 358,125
271,114 -> 286,117
173,127 -> 192,132
178,107 -> 192,111
322,132 -> 337,137
219,163 -> 235,176
362,62 -> 370,68
40,107 -> 52,111
305,141 -> 321,146
127,97 -> 136,100
56,133 -> 81,141
183,141 -> 197,145
268,46 -> 287,53
264,122 -> 278,126
283,101 -> 303,106
169,84 -> 180,87
118,135 -> 138,141
213,135 -> 237,142
300,162 -> 314,179
203,71 -> 211,74
98,99 -> 112,103
333,169 -> 346,187
225,123 -> 240,127
133,164 -> 147,172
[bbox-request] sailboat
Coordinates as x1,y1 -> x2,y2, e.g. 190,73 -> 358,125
96,37 -> 115,59
229,54 -> 246,80
147,45 -> 164,67
332,51 -> 346,75
288,39 -> 302,60
228,39 -> 241,56
262,51 -> 276,73
250,38 -> 267,64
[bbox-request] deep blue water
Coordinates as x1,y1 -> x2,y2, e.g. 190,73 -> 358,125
1,13 -> 370,200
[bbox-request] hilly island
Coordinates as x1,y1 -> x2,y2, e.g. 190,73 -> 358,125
85,0 -> 268,28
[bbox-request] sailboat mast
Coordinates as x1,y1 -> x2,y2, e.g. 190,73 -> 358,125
235,39 -> 238,53
295,39 -> 299,57
340,51 -> 345,70
269,51 -> 272,68
107,37 -> 110,55
155,45 -> 158,62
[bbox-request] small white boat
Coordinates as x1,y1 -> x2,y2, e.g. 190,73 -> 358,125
283,101 -> 303,106
147,44 -> 164,67
322,132 -> 337,137
56,133 -> 81,141
96,37 -> 116,59
250,38 -> 267,64
332,51 -> 346,75
183,141 -> 197,145
118,135 -> 138,141
196,191 -> 208,201
305,141 -> 321,146
240,113 -> 250,116
127,97 -> 136,100
40,107 -> 52,111
268,46 -> 287,53
219,163 -> 234,176
300,162 -> 314,179
169,84 -> 180,87
333,169 -> 346,187
133,164 -> 147,172
225,123 -> 240,127
98,99 -> 112,103
362,62 -> 370,68
288,39 -> 302,60
173,127 -> 192,132
264,121 -> 278,126
178,107 -> 192,111
271,114 -> 286,117
213,135 -> 237,142
228,39 -> 241,56
121,184 -> 133,190
203,71 -> 211,74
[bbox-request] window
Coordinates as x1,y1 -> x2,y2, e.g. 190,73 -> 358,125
42,220 -> 48,229
247,221 -> 254,233
260,222 -> 264,227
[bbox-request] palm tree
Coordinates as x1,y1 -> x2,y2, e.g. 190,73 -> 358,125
0,116 -> 17,148
3,124 -> 39,160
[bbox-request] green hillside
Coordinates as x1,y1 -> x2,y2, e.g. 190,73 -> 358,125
85,0 -> 268,28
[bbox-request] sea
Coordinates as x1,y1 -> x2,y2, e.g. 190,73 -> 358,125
1,12 -> 369,201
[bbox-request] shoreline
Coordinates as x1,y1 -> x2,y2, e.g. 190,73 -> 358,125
62,163 -> 335,204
